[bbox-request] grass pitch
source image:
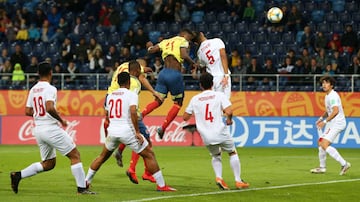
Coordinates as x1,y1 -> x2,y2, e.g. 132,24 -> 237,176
0,145 -> 359,202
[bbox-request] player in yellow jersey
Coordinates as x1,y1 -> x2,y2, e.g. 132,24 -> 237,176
142,29 -> 197,139
104,60 -> 160,184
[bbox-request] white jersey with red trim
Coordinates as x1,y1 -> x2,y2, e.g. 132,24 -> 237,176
185,90 -> 232,145
325,89 -> 346,125
197,38 -> 229,76
26,81 -> 59,126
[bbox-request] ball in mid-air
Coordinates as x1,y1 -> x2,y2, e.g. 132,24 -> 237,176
267,7 -> 283,23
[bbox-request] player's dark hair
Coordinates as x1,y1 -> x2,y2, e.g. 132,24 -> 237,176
128,60 -> 141,72
118,72 -> 130,86
192,31 -> 201,44
199,72 -> 213,90
320,76 -> 336,87
37,62 -> 52,77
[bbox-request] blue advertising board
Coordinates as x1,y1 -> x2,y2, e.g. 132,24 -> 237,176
231,117 -> 360,148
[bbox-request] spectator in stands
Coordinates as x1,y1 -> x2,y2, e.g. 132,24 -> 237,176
277,56 -> 295,86
174,1 -> 190,23
0,10 -> 10,38
133,28 -> 150,57
11,63 -> 25,87
316,48 -> 330,71
137,0 -> 153,23
228,0 -> 245,22
61,37 -> 75,64
5,21 -> 16,42
261,57 -> 277,87
70,16 -> 87,43
286,49 -> 296,65
47,6 -> 61,28
32,8 -> 47,28
341,24 -> 358,55
104,45 -> 119,72
231,55 -> 246,84
97,4 -> 120,33
151,56 -> 163,81
88,37 -> 102,57
229,49 -> 241,72
119,47 -> 133,64
75,37 -> 89,64
15,20 -> 29,41
327,33 -> 343,53
49,17 -> 69,43
0,60 -> 12,88
245,57 -> 261,86
242,50 -> 252,70
162,0 -> 176,22
300,48 -> 311,69
300,25 -> 315,53
322,63 -> 335,76
52,63 -> 64,89
151,0 -> 165,22
28,23 -> 40,42
330,50 -> 346,74
242,0 -> 255,22
309,57 -> 323,74
40,20 -> 55,42
0,48 -> 10,65
314,31 -> 328,54
10,44 -> 29,71
286,5 -> 303,32
347,56 -> 360,75
65,60 -> 79,86
26,56 -> 39,86
84,0 -> 101,25
89,49 -> 105,73
122,29 -> 135,52
292,57 -> 306,85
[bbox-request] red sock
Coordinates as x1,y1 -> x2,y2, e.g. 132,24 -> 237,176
142,101 -> 160,117
162,104 -> 181,131
117,143 -> 126,154
129,151 -> 140,172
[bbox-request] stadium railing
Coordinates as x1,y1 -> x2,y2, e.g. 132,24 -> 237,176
0,73 -> 359,92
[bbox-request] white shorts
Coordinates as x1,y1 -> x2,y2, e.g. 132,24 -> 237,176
206,136 -> 236,156
213,75 -> 231,99
320,122 -> 346,143
33,125 -> 76,161
106,127 -> 148,154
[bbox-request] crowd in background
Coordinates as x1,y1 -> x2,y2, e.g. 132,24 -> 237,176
0,0 -> 359,90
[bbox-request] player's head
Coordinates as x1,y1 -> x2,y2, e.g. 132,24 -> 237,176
37,61 -> 52,78
191,31 -> 205,45
179,28 -> 194,41
117,72 -> 130,88
199,72 -> 213,90
320,76 -> 335,91
128,60 -> 141,78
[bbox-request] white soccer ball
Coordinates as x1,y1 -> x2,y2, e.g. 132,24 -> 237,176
267,7 -> 283,23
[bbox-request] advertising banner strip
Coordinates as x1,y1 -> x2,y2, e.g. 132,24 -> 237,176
1,116 -> 359,148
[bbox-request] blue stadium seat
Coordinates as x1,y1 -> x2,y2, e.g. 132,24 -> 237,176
148,31 -> 161,44
169,22 -> 181,34
254,32 -> 267,44
248,21 -> 261,33
47,42 -> 58,55
235,22 -> 248,34
324,11 -> 337,23
195,22 -> 208,32
338,11 -> 351,23
143,22 -> 155,33
222,22 -> 234,34
208,22 -> 221,33
182,21 -> 195,31
273,43 -> 286,55
331,23 -> 343,33
317,22 -> 330,33
282,32 -> 295,44
268,32 -> 282,44
311,10 -> 325,23
345,1 -> 358,13
332,0 -> 345,13
156,22 -> 168,33
245,43 -> 258,55
191,11 -> 204,23
304,2 -> 317,12
259,43 -> 273,55
216,11 -> 229,23
22,42 -> 32,55
108,32 -> 120,45
32,42 -> 47,58
240,32 -> 253,45
352,12 -> 360,22
204,11 -> 216,23
95,32 -> 107,46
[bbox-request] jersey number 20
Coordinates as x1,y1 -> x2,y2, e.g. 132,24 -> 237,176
109,99 -> 122,118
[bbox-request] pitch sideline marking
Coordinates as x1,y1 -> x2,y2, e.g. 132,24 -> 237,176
122,178 -> 360,202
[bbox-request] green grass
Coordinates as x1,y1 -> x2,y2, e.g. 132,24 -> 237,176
0,146 -> 359,202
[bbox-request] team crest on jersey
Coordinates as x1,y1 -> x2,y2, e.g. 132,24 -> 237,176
229,117 -> 249,147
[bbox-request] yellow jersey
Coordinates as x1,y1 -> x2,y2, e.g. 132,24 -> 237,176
107,62 -> 144,95
158,36 -> 189,64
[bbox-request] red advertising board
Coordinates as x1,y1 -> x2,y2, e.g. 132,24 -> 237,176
1,116 -> 203,146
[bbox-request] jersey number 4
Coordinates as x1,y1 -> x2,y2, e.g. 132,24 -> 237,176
205,103 -> 214,122
109,99 -> 122,118
33,96 -> 46,117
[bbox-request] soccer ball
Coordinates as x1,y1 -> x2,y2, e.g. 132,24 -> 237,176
267,7 -> 283,23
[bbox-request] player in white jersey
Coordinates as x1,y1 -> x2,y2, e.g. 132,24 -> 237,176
85,72 -> 176,192
310,76 -> 351,175
183,72 -> 249,190
192,31 -> 231,98
10,62 -> 95,195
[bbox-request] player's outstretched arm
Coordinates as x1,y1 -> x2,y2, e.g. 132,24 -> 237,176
147,44 -> 160,54
138,74 -> 163,102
